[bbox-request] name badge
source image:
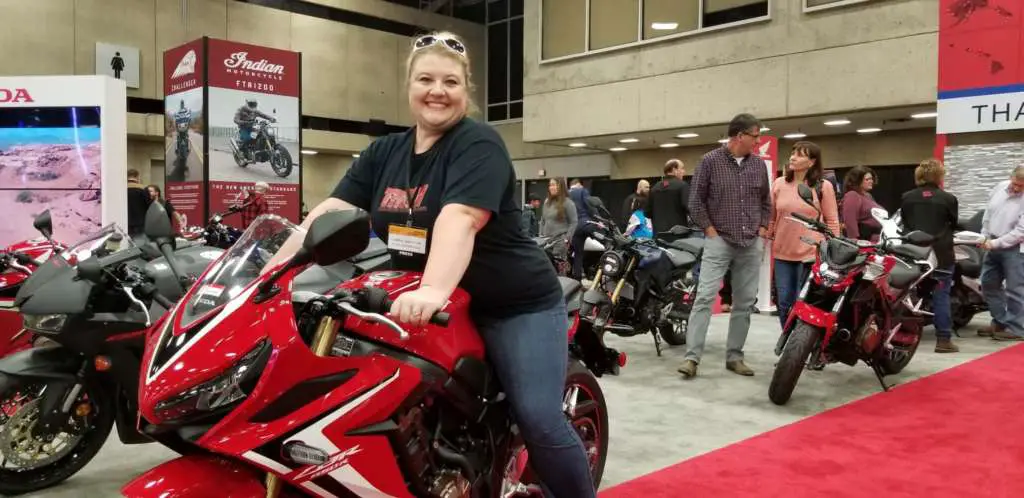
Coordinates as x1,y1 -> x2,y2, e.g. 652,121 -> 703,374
388,224 -> 428,255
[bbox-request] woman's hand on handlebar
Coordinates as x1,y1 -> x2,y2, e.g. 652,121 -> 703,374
390,285 -> 449,327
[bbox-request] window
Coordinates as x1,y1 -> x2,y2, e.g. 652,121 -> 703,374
487,0 -> 524,122
803,0 -> 870,12
541,0 -> 771,62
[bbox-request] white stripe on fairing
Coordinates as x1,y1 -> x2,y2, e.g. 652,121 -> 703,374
240,451 -> 337,498
283,369 -> 401,498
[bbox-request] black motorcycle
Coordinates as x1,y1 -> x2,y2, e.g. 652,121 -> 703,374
578,202 -> 702,358
230,116 -> 293,178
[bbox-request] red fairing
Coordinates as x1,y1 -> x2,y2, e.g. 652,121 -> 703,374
337,270 -> 485,370
121,454 -> 272,498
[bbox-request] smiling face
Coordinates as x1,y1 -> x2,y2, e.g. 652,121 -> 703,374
408,52 -> 469,133
548,179 -> 561,197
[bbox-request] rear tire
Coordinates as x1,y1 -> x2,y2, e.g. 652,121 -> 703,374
769,321 -> 820,406
565,361 -> 609,488
879,337 -> 920,375
950,285 -> 974,330
657,319 -> 687,346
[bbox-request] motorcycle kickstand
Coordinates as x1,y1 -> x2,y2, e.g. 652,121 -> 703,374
869,362 -> 891,392
652,331 -> 663,357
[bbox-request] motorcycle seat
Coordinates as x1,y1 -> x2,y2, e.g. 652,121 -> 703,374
558,277 -> 582,314
658,238 -> 704,256
891,243 -> 932,262
663,248 -> 697,269
888,259 -> 923,289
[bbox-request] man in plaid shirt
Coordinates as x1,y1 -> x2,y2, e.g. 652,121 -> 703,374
678,113 -> 772,379
240,181 -> 270,228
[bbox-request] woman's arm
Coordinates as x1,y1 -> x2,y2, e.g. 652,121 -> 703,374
565,200 -> 578,236
821,182 -> 841,236
765,179 -> 781,240
842,192 -> 862,239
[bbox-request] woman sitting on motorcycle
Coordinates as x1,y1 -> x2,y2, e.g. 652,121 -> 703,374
267,32 -> 596,497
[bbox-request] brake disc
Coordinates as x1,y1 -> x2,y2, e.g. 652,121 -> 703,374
0,399 -> 84,469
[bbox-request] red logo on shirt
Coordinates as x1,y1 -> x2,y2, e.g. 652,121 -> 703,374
923,191 -> 933,198
380,185 -> 429,212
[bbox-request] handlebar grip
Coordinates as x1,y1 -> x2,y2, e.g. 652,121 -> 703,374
364,286 -> 450,327
153,293 -> 176,310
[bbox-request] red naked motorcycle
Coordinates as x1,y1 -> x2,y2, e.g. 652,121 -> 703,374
0,211 -> 66,357
768,184 -> 938,405
123,210 -> 612,497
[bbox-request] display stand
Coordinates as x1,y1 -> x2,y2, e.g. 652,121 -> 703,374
0,75 -> 127,247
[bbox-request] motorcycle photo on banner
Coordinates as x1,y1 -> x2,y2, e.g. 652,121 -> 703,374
206,39 -> 302,228
163,39 -> 206,228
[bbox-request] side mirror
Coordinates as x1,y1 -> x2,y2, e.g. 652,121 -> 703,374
33,210 -> 54,240
796,184 -> 815,207
77,257 -> 104,283
144,202 -> 176,242
904,230 -> 935,246
302,209 -> 371,267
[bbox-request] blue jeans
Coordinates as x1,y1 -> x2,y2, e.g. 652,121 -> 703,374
238,125 -> 252,148
774,259 -> 811,330
932,265 -> 955,339
981,247 -> 1024,337
476,302 -> 596,498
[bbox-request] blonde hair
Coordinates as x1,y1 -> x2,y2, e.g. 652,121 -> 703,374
406,31 -> 474,92
915,158 -> 945,186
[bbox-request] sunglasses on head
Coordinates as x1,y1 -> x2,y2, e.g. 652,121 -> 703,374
414,35 -> 467,57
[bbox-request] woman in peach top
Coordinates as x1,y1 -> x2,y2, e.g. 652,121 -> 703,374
766,141 -> 841,329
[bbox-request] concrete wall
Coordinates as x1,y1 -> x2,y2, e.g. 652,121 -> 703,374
1,0 -> 486,126
522,0 -> 938,142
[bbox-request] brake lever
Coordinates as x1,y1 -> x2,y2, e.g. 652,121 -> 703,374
336,301 -> 409,340
122,284 -> 152,326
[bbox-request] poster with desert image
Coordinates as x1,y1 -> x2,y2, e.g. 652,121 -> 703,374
0,106 -> 102,247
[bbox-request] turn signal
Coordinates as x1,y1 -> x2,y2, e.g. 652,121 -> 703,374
617,352 -> 628,368
94,356 -> 112,371
75,402 -> 92,417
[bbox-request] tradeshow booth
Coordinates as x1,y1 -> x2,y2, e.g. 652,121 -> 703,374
0,75 -> 127,249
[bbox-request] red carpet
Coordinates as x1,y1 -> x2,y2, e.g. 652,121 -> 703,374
602,344 -> 1024,498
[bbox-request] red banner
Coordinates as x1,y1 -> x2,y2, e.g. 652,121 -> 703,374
165,182 -> 205,228
207,181 -> 301,230
206,39 -> 300,97
163,39 -> 204,96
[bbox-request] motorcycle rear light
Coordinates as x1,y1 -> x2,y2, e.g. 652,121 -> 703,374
617,352 -> 628,368
284,442 -> 329,466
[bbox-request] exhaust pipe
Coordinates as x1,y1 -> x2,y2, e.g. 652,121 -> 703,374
836,328 -> 852,341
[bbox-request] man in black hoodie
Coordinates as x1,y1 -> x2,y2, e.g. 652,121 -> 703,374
126,169 -> 150,239
645,159 -> 690,238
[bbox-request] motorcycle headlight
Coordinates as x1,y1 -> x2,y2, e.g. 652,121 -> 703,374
155,339 -> 270,422
265,127 -> 276,137
600,252 -> 623,278
250,131 -> 258,139
817,262 -> 844,286
23,314 -> 67,334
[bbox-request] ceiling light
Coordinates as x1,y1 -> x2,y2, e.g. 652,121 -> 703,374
659,143 -> 680,148
619,138 -> 639,143
857,127 -> 882,134
352,153 -> 360,158
609,147 -> 627,152
568,142 -> 587,148
911,112 -> 937,119
651,22 -> 678,30
676,133 -> 699,139
760,127 -> 770,133
718,138 -> 729,144
783,132 -> 807,139
824,119 -> 851,126
300,149 -> 318,155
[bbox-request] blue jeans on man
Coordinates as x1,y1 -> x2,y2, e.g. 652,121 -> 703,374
238,125 -> 253,151
981,247 -> 1024,338
931,265 -> 956,339
774,260 -> 812,330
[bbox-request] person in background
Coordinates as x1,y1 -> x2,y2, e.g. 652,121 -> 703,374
899,158 -> 960,352
625,195 -> 653,239
979,165 -> 1024,341
841,166 -> 883,241
540,178 -> 577,267
766,141 -> 840,330
568,178 -> 596,279
622,179 -> 650,227
126,169 -> 150,239
679,113 -> 771,379
262,30 -> 597,496
646,159 -> 691,239
240,181 -> 270,228
521,193 -> 542,237
146,184 -> 185,232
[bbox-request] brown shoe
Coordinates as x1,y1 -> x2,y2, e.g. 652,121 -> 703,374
935,338 -> 959,353
977,325 -> 1001,337
726,360 -> 755,376
992,330 -> 1024,341
677,360 -> 698,378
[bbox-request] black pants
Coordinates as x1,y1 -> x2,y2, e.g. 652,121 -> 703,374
571,224 -> 598,279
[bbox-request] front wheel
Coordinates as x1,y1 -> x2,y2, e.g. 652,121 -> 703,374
271,144 -> 293,178
0,381 -> 115,495
879,336 -> 920,375
769,321 -> 820,405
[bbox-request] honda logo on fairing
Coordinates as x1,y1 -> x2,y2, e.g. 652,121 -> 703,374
291,445 -> 363,483
0,88 -> 33,103
171,49 -> 197,79
223,51 -> 285,75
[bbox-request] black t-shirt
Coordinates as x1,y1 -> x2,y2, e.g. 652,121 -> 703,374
331,118 -> 562,318
900,184 -> 958,269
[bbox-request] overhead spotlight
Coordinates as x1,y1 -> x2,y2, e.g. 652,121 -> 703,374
760,127 -> 771,133
619,138 -> 639,143
651,22 -> 678,30
911,112 -> 937,119
300,149 -> 318,155
352,153 -> 360,158
857,127 -> 882,134
718,138 -> 729,144
676,133 -> 699,139
609,147 -> 627,152
568,142 -> 587,148
659,143 -> 680,148
824,119 -> 851,126
783,132 -> 807,139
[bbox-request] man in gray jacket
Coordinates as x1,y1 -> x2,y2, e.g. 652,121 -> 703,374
234,98 -> 276,156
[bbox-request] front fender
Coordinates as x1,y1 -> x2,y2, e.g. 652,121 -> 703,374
122,455 -> 267,498
0,345 -> 80,381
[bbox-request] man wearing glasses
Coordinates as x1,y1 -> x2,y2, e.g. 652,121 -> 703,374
678,113 -> 772,378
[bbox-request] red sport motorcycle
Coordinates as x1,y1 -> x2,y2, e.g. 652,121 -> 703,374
123,210 -> 610,497
0,211 -> 66,357
768,184 -> 938,405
